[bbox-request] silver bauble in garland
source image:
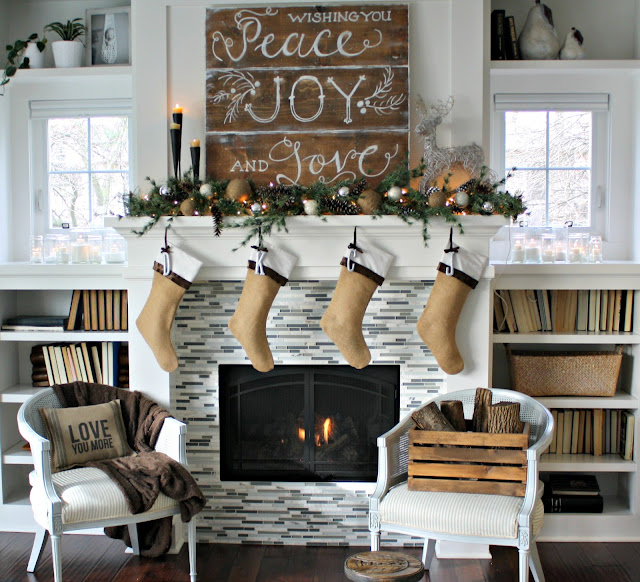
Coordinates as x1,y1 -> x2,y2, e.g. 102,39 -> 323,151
454,191 -> 470,208
250,202 -> 262,213
199,183 -> 213,196
338,186 -> 350,197
159,186 -> 171,197
303,199 -> 318,215
387,185 -> 402,201
482,201 -> 494,213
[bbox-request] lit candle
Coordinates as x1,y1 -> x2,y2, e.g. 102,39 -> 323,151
105,244 -> 126,263
511,243 -> 525,263
191,139 -> 200,147
555,245 -> 567,262
590,245 -> 603,263
172,104 -> 183,114
542,249 -> 554,263
569,246 -> 584,263
525,241 -> 541,263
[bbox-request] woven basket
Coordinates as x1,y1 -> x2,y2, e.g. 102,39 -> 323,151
506,346 -> 623,397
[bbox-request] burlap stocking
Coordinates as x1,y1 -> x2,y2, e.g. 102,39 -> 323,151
136,245 -> 202,372
321,238 -> 393,369
417,244 -> 487,375
228,246 -> 296,372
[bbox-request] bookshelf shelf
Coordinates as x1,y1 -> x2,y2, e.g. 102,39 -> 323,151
540,454 -> 636,473
0,331 -> 129,342
2,442 -> 33,465
493,332 -> 640,344
0,385 -> 42,404
536,393 -> 638,410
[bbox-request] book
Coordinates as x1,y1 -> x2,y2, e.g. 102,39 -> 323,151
63,346 -> 76,382
612,409 -> 620,455
566,290 -> 578,333
48,346 -> 61,385
577,289 -> 589,332
98,290 -> 106,330
494,291 -> 506,332
613,290 -> 622,332
624,289 -> 634,332
563,409 -> 573,454
102,341 -> 110,385
81,342 -> 95,383
42,345 -> 54,385
549,410 -> 558,454
82,290 -> 91,331
525,289 -> 541,331
593,409 -> 604,456
600,289 -> 608,331
498,290 -> 517,332
549,473 -> 600,496
571,409 -> 580,454
121,290 -> 128,330
53,346 -> 68,384
504,15 -> 520,60
491,10 -> 506,60
90,290 -> 98,331
1,325 -> 66,332
106,289 -> 113,331
66,289 -> 83,331
2,315 -> 68,331
620,410 -> 635,461
91,345 -> 103,384
588,289 -> 597,332
114,289 -> 122,331
509,290 -> 530,333
69,344 -> 82,383
555,411 -> 564,456
607,290 -> 616,332
543,494 -> 604,513
75,345 -> 88,382
577,409 -> 586,454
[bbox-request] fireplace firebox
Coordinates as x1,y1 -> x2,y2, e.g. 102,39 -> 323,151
219,365 -> 400,482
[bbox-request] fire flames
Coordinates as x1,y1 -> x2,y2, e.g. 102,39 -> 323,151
323,418 -> 331,445
298,418 -> 332,446
298,427 -> 305,441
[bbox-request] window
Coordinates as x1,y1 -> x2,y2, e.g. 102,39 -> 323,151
494,94 -> 609,231
30,99 -> 132,234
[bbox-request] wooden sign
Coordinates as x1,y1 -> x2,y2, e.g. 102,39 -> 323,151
205,4 -> 409,186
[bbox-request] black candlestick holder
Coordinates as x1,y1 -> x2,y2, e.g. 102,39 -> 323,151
191,146 -> 201,182
171,112 -> 183,179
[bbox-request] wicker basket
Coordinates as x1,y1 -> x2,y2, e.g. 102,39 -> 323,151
506,345 -> 623,397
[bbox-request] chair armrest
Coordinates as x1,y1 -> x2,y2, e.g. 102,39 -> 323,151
155,417 -> 187,464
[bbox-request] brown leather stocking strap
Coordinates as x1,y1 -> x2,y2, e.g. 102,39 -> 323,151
339,257 -> 384,286
247,260 -> 288,286
436,262 -> 479,289
153,262 -> 193,290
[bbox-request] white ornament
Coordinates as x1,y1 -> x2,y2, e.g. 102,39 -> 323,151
455,191 -> 470,208
387,186 -> 402,201
338,186 -> 350,197
159,186 -> 171,196
250,202 -> 262,213
303,199 -> 318,215
199,183 -> 213,196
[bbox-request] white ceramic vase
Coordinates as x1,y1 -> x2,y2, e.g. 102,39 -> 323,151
21,41 -> 45,68
52,40 -> 83,68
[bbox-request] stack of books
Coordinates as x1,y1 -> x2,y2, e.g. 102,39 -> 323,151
67,289 -> 129,331
494,289 -> 634,333
1,315 -> 68,332
491,10 -> 520,61
543,473 -> 603,513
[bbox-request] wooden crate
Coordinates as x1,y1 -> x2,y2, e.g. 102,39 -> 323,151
408,423 -> 530,496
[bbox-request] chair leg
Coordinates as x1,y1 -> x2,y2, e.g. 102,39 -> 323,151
422,538 -> 436,570
27,526 -> 49,573
529,542 -> 545,582
188,517 -> 197,582
518,548 -> 530,582
128,524 -> 140,555
370,531 -> 380,551
51,534 -> 63,582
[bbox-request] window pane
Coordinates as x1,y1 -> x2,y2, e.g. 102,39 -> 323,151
548,169 -> 590,226
506,169 -> 547,226
549,112 -> 591,168
49,173 -> 90,228
48,118 -> 88,172
505,111 -> 547,168
91,172 -> 128,218
90,116 -> 129,171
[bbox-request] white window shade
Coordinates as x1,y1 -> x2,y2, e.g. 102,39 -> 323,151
494,93 -> 609,112
30,99 -> 132,119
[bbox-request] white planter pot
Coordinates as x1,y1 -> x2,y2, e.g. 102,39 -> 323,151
21,41 -> 45,69
52,40 -> 83,68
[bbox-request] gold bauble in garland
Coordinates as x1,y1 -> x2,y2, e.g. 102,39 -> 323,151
225,178 -> 252,202
179,197 -> 197,216
357,189 -> 382,214
427,189 -> 446,208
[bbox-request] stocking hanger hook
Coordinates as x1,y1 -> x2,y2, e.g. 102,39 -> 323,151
443,227 -> 459,276
161,223 -> 172,276
346,227 -> 362,272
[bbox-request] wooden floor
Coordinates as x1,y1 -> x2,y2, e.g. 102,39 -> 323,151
1,533 -> 640,581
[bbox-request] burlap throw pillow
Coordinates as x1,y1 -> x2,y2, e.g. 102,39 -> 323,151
39,400 -> 132,472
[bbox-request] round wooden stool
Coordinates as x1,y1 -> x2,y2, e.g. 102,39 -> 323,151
344,551 -> 424,582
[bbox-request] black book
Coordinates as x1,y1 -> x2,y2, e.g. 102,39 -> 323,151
2,315 -> 69,330
548,473 -> 600,496
505,16 -> 520,60
543,494 -> 604,513
491,10 -> 506,60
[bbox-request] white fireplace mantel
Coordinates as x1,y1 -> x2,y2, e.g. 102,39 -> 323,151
107,215 -> 506,281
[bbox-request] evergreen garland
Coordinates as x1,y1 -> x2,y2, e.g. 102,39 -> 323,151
122,162 -> 526,246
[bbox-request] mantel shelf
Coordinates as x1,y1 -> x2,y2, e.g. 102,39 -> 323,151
491,60 -> 640,73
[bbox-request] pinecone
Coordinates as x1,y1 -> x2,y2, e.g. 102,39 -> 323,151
324,196 -> 359,215
256,184 -> 297,209
211,204 -> 223,237
350,179 -> 368,198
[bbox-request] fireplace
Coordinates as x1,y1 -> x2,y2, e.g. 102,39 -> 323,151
219,365 -> 400,482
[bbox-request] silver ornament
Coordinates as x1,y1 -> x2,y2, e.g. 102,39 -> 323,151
455,191 -> 470,208
387,185 -> 402,201
338,186 -> 350,197
159,186 -> 171,196
250,202 -> 262,213
303,199 -> 318,215
199,183 -> 213,196
482,201 -> 494,213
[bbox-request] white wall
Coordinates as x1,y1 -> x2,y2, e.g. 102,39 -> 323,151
0,0 -> 10,262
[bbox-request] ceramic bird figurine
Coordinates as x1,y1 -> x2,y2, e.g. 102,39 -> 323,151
560,27 -> 585,59
519,0 -> 561,60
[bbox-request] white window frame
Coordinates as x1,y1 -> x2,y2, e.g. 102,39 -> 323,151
492,93 -> 610,236
30,99 -> 133,236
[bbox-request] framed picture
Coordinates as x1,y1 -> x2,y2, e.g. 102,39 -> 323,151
86,6 -> 131,66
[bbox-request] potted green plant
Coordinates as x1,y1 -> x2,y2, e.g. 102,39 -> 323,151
45,18 -> 87,68
1,33 -> 47,94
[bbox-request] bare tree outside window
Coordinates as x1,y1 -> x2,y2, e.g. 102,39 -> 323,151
504,111 -> 592,227
48,116 -> 129,228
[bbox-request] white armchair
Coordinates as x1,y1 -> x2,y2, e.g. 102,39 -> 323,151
18,388 -> 197,582
369,388 -> 553,582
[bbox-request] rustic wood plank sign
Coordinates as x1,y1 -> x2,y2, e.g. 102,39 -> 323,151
205,4 -> 409,186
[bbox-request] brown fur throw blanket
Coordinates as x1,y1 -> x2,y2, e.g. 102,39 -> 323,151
52,381 -> 206,557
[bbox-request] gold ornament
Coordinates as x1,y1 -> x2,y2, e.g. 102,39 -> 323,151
427,190 -> 446,208
225,178 -> 252,202
357,189 -> 382,215
179,197 -> 197,216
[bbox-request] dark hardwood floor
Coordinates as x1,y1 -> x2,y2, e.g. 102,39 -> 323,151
1,533 -> 639,581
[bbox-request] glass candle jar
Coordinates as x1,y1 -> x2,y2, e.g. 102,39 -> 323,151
88,234 -> 103,264
103,233 -> 127,263
71,231 -> 90,264
589,235 -> 603,263
525,234 -> 542,263
511,233 -> 525,263
568,233 -> 586,263
55,235 -> 71,264
44,235 -> 59,264
30,235 -> 43,263
541,234 -> 556,263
